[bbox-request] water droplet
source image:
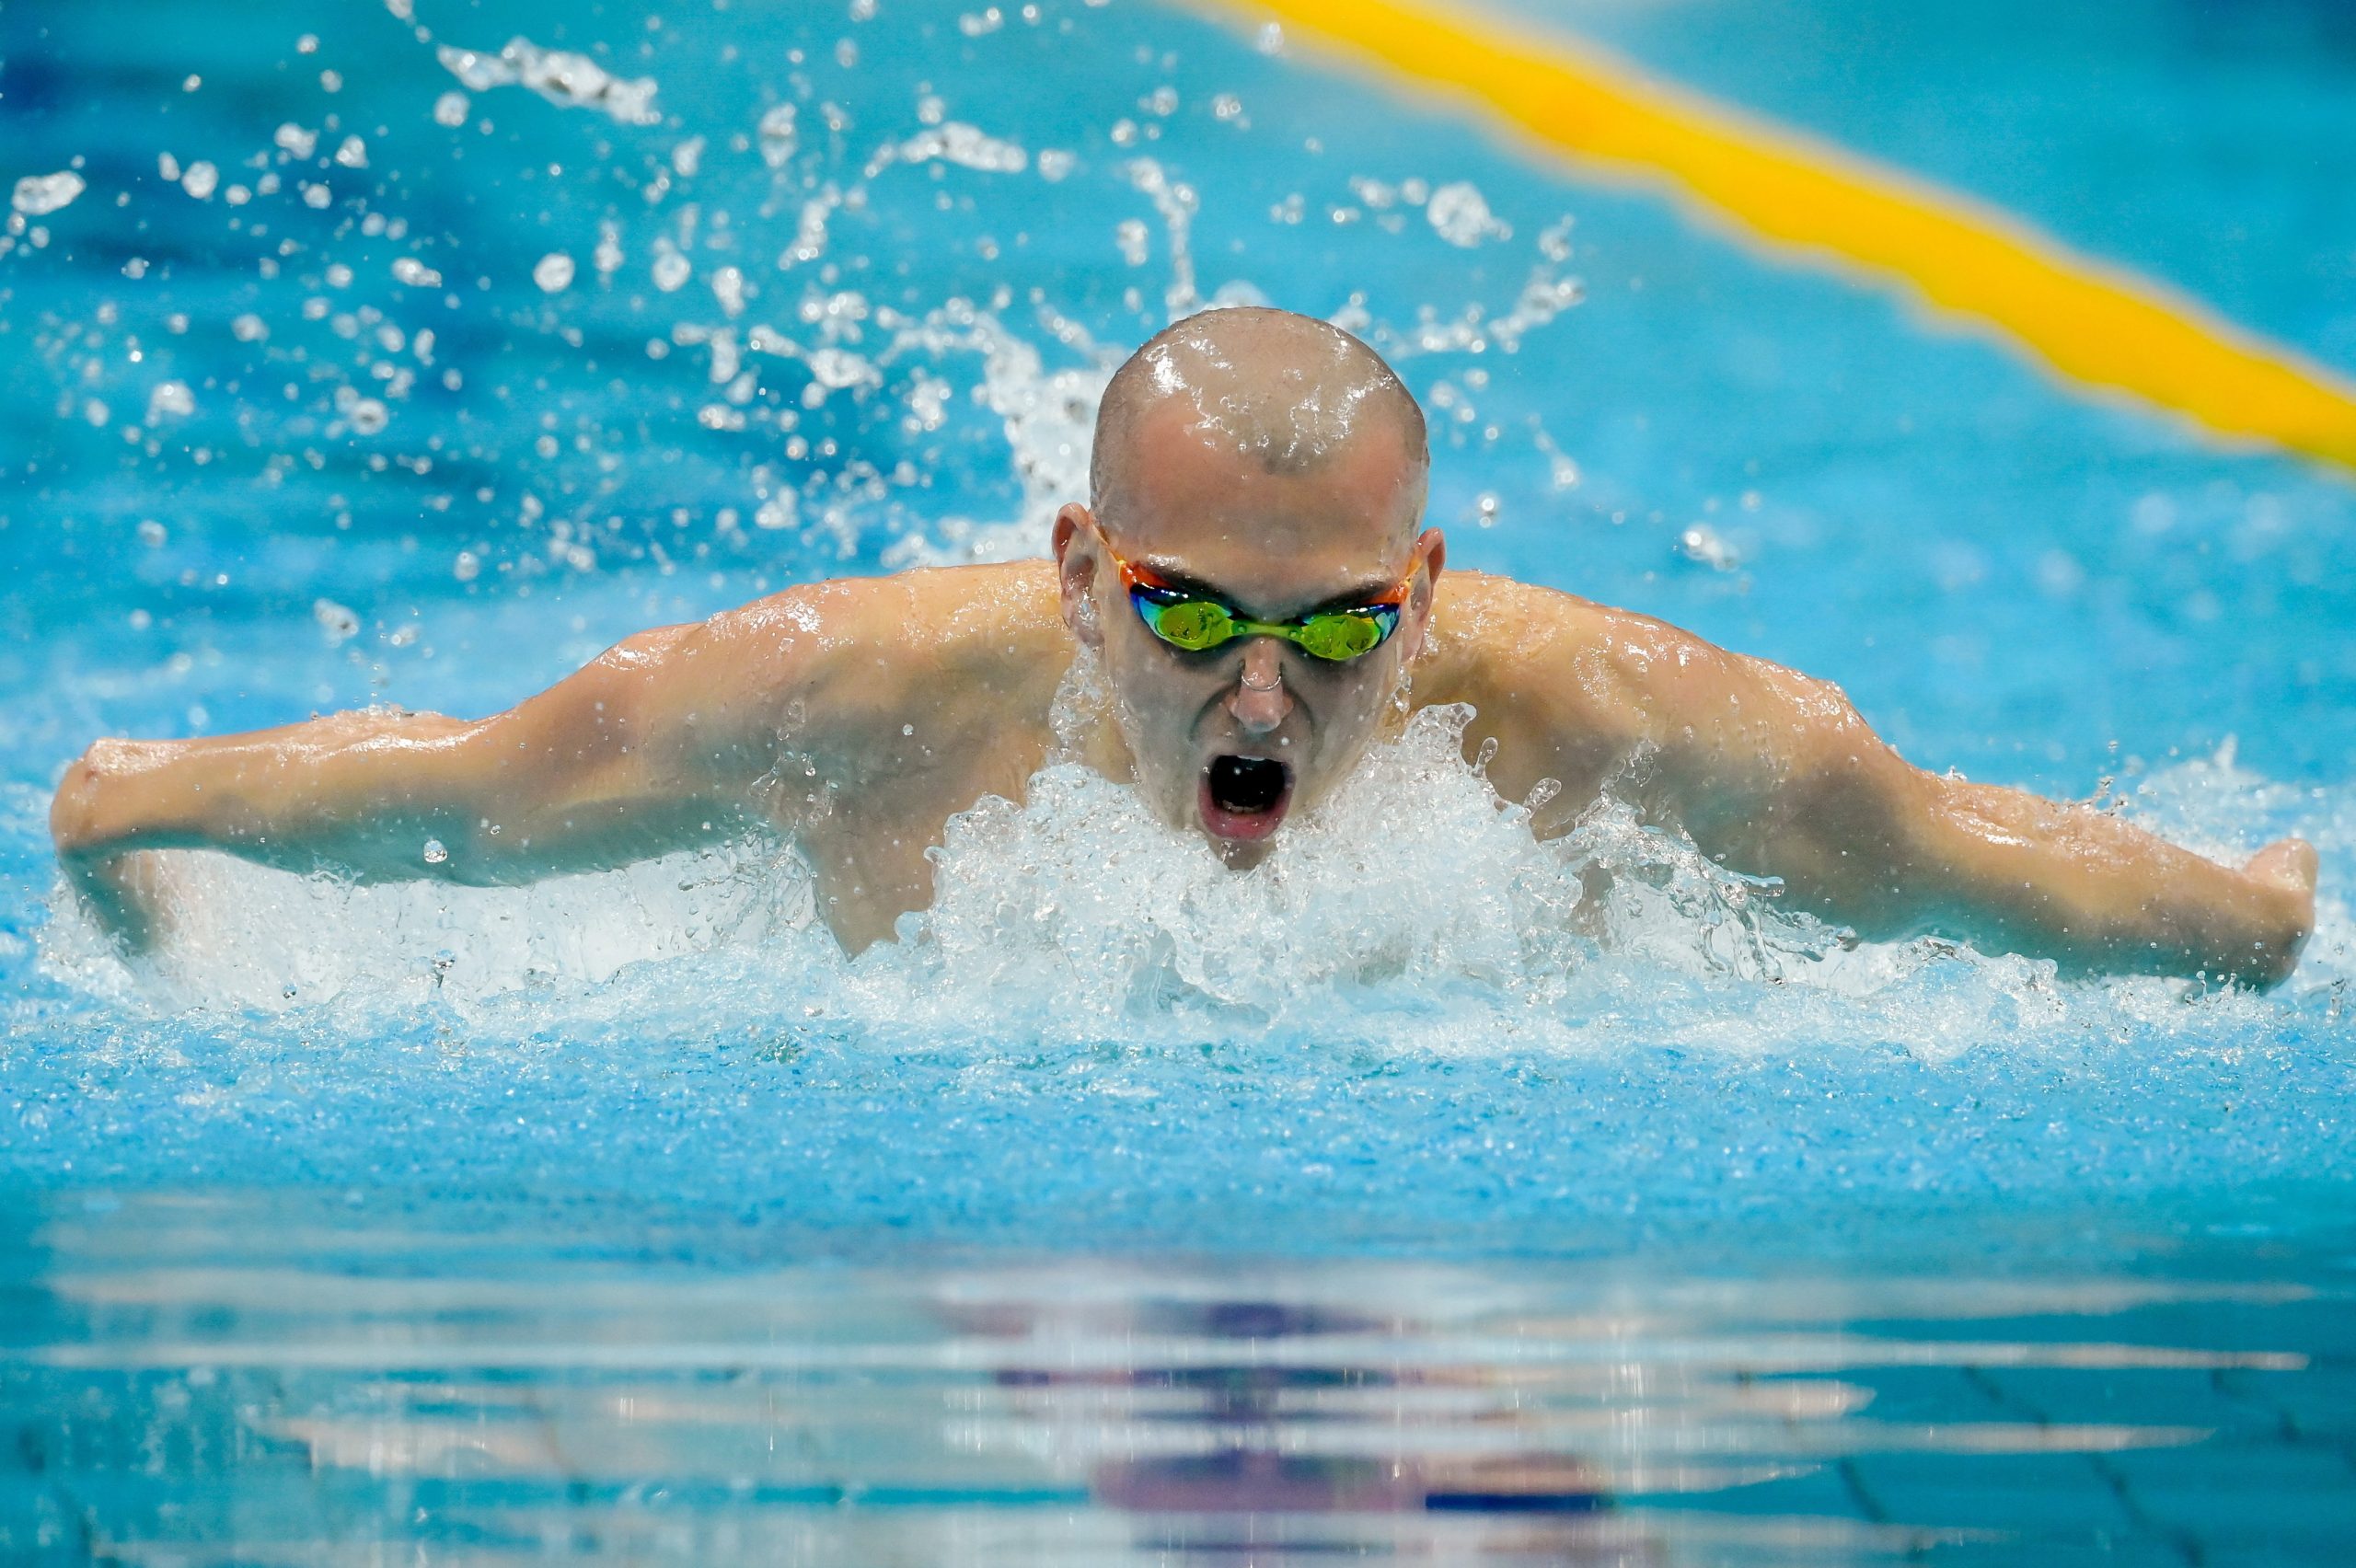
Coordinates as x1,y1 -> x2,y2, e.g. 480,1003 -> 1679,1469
422,838 -> 448,865
145,381 -> 196,424
1114,218 -> 1149,267
1426,181 -> 1508,248
532,251 -> 575,293
10,171 -> 85,216
313,598 -> 361,644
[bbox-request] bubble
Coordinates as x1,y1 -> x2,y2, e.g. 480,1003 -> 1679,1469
346,398 -> 389,435
453,550 -> 481,582
136,520 -> 167,548
433,91 -> 470,128
532,252 -> 575,294
179,162 -> 219,201
333,135 -> 368,169
273,123 -> 318,159
390,258 -> 442,288
422,838 -> 448,865
651,250 -> 692,293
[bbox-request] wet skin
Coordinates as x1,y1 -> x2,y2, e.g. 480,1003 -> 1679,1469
49,341 -> 2319,983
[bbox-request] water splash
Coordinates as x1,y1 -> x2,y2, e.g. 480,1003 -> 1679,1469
35,697 -> 2350,1049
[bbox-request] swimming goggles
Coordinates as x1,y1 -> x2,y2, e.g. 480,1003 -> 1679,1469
1094,527 -> 1421,663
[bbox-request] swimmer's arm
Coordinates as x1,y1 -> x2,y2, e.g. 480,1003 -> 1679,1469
50,593 -> 849,952
1633,640 -> 2316,984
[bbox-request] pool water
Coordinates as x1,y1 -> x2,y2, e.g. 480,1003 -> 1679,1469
2,0 -> 2352,1562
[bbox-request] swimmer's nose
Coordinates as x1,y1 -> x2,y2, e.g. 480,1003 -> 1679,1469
1228,640 -> 1291,733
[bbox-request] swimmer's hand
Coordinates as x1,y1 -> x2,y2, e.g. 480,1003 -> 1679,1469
52,743 -> 179,957
2237,836 -> 2320,979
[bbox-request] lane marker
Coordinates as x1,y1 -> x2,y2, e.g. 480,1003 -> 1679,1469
1195,0 -> 2356,473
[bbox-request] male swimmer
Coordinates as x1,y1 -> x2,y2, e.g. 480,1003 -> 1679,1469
52,308 -> 2317,981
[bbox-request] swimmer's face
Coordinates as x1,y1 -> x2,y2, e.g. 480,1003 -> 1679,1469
1053,403 -> 1441,866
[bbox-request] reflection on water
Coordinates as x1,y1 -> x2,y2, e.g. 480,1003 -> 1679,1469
5,1196 -> 2343,1566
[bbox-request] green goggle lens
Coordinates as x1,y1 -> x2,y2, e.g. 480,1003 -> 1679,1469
1294,612 -> 1385,661
1134,589 -> 1398,663
1150,597 -> 1234,651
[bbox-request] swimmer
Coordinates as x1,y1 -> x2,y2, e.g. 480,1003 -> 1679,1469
51,308 -> 2317,983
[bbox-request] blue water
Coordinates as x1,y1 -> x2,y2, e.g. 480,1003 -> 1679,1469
3,0 -> 2353,1561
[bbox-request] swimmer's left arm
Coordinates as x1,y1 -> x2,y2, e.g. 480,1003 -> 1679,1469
1637,637 -> 2317,985
1488,596 -> 2316,985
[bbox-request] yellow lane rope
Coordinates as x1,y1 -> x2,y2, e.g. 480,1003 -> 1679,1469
1193,0 -> 2356,473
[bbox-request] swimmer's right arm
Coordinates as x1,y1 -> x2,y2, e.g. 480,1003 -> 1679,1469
50,588 -> 862,954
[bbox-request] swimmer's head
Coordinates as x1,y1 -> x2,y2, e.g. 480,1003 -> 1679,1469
1054,306 -> 1443,864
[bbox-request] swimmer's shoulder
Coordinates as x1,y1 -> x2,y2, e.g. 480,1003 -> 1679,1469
1425,571 -> 1743,726
701,560 -> 1068,734
710,561 -> 1061,666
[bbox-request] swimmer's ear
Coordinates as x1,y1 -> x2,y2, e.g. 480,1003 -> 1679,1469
1052,502 -> 1104,647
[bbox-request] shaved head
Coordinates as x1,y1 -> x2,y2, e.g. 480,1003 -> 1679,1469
1090,307 -> 1428,520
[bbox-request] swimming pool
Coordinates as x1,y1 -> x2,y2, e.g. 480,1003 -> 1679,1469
3,0 -> 2351,1561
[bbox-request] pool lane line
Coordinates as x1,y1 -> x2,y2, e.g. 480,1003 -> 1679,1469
1187,0 -> 2356,475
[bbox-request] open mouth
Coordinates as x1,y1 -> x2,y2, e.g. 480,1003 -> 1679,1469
1200,754 -> 1293,843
